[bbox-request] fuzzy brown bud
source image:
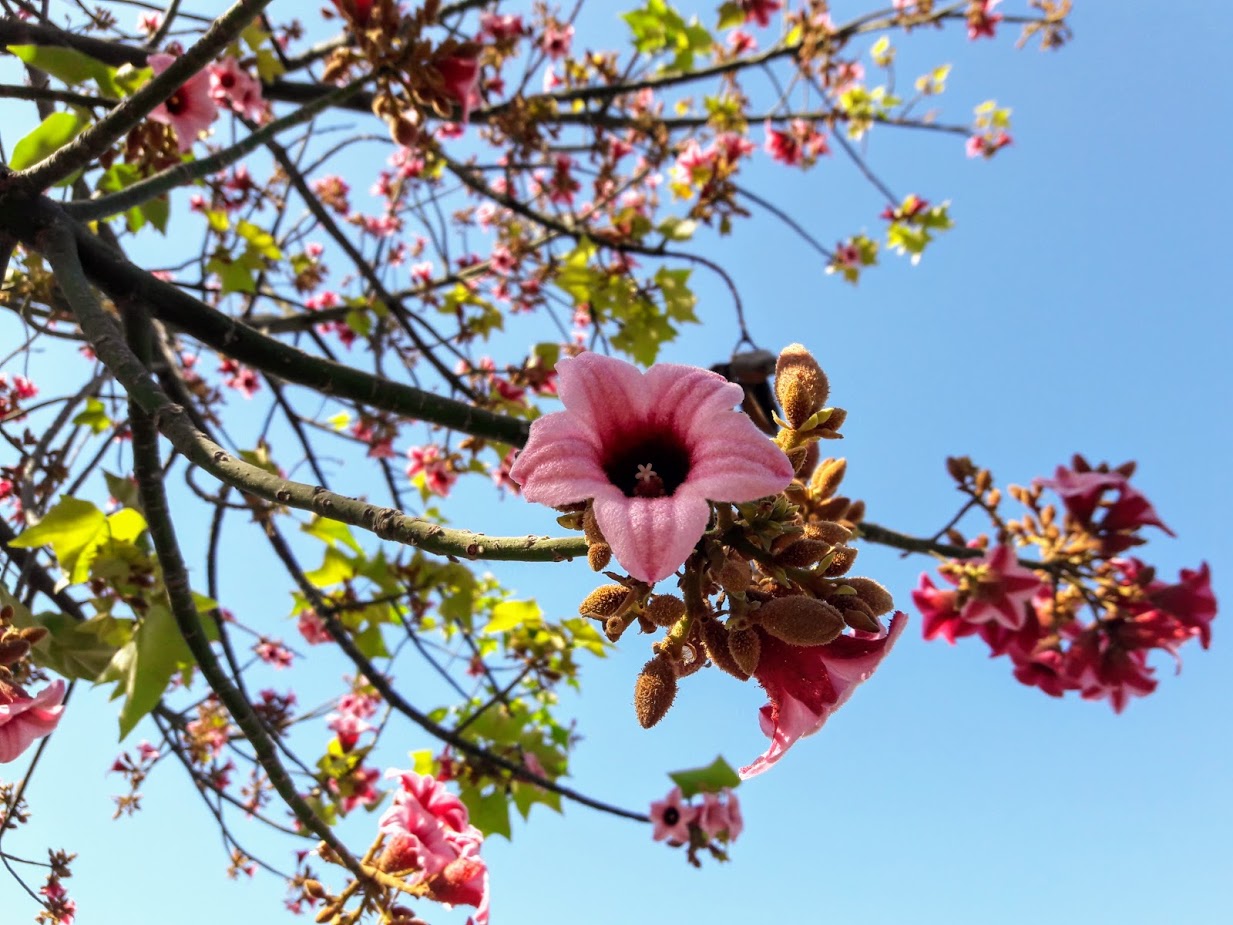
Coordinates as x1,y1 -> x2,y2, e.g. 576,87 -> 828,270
634,655 -> 677,728
823,545 -> 858,577
0,637 -> 31,665
579,584 -> 628,619
756,596 -> 845,647
18,626 -> 49,646
303,880 -> 327,901
643,594 -> 687,628
844,499 -> 865,524
583,506 -> 605,545
727,626 -> 762,676
805,519 -> 852,545
841,577 -> 895,617
775,344 -> 829,430
842,603 -> 882,634
0,604 -> 13,624
587,543 -> 612,571
817,407 -> 846,436
773,538 -> 833,568
700,618 -> 749,680
809,457 -> 847,500
716,554 -> 753,596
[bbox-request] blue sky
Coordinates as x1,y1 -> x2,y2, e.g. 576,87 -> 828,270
3,2 -> 1232,924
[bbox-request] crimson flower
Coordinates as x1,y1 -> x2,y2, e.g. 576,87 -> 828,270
147,54 -> 218,152
509,353 -> 794,584
958,544 -> 1042,630
0,678 -> 65,763
741,615 -> 906,778
433,54 -> 481,123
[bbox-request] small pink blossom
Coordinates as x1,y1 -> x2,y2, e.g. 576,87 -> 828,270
509,353 -> 793,584
406,444 -> 457,497
136,12 -> 162,34
480,12 -> 525,42
0,679 -> 66,763
741,0 -> 783,28
208,57 -> 266,122
541,22 -> 574,60
966,131 -> 1012,159
648,786 -> 696,842
254,638 -> 293,669
727,29 -> 757,54
697,790 -> 743,841
742,614 -> 906,778
147,53 -> 218,151
957,544 -> 1042,630
967,0 -> 1003,40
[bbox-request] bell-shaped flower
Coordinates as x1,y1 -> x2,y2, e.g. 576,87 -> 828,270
741,614 -> 905,778
510,353 -> 794,584
148,54 -> 218,151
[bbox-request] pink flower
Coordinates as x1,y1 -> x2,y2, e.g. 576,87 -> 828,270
208,57 -> 266,122
147,53 -> 218,152
508,353 -> 793,584
648,786 -> 696,842
479,12 -> 525,42
0,679 -> 66,763
957,544 -> 1042,630
697,790 -> 743,840
912,574 -> 979,644
967,0 -> 1003,40
540,22 -> 574,60
406,444 -> 457,497
1149,561 -> 1217,649
433,54 -> 480,123
741,0 -> 783,28
379,770 -> 489,924
741,614 -> 906,778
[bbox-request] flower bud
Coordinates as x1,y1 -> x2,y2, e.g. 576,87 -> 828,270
587,543 -> 612,571
18,626 -> 49,646
716,554 -> 752,596
634,655 -> 677,728
773,538 -> 832,568
579,584 -> 628,619
700,618 -> 749,680
643,594 -> 686,628
756,596 -> 845,647
583,506 -> 605,545
822,545 -> 858,577
809,457 -> 847,500
0,636 -> 31,665
805,519 -> 851,545
775,344 -> 829,430
841,577 -> 895,617
727,626 -> 762,676
844,499 -> 865,523
841,600 -> 882,634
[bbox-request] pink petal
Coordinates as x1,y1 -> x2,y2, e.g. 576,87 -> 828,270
592,491 -> 712,584
508,411 -> 610,506
554,352 -> 651,441
0,680 -> 65,764
685,415 -> 795,501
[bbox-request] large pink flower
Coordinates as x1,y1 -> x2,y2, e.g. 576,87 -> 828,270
741,614 -> 906,778
148,54 -> 218,152
509,353 -> 793,584
0,679 -> 66,763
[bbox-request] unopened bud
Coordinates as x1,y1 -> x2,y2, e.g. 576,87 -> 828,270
634,655 -> 677,728
605,614 -> 634,642
18,626 -> 48,646
716,554 -> 752,595
805,519 -> 851,545
587,543 -> 612,571
756,596 -> 845,647
302,879 -> 327,900
842,603 -> 882,634
841,577 -> 895,616
0,637 -> 31,665
816,407 -> 846,436
727,626 -> 762,676
809,457 -> 847,500
823,545 -> 858,577
844,499 -> 865,523
643,594 -> 686,628
773,538 -> 832,568
775,344 -> 829,430
579,584 -> 628,619
389,113 -> 420,148
583,506 -> 605,545
699,618 -> 749,680
0,604 -> 13,623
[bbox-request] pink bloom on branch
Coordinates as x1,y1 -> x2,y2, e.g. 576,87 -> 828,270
741,614 -> 906,778
958,544 -> 1042,631
0,679 -> 66,763
967,0 -> 1004,40
741,0 -> 783,28
698,790 -> 743,841
508,353 -> 793,584
208,57 -> 266,122
433,54 -> 481,123
147,53 -> 218,152
649,786 -> 696,842
540,22 -> 574,60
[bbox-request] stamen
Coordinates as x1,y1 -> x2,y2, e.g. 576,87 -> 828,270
635,464 -> 657,483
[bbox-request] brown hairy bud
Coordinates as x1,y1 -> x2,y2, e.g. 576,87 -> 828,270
583,506 -> 605,545
841,578 -> 895,617
947,455 -> 976,482
773,538 -> 832,568
986,488 -> 1002,508
842,603 -> 882,634
716,554 -> 752,595
844,499 -> 865,524
786,446 -> 811,475
0,604 -> 13,623
809,457 -> 847,500
303,880 -> 327,901
700,618 -> 749,680
805,520 -> 852,545
817,407 -> 846,436
823,545 -> 858,577
775,344 -> 830,430
17,626 -> 49,646
798,441 -> 821,480
756,596 -> 845,647
0,637 -> 31,665
605,614 -> 634,642
634,655 -> 678,728
728,627 -> 762,676
643,594 -> 687,628
587,543 -> 612,571
579,584 -> 628,619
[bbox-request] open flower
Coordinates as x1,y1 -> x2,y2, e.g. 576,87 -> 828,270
741,614 -> 905,778
147,54 -> 218,151
509,353 -> 793,584
0,678 -> 66,763
648,786 -> 696,842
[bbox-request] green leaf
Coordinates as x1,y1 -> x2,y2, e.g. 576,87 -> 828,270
7,44 -> 114,89
668,755 -> 741,798
33,612 -> 130,681
304,546 -> 357,588
72,397 -> 111,433
100,604 -> 194,739
461,785 -> 513,839
9,111 -> 85,171
9,496 -> 106,586
103,471 -> 142,512
717,2 -> 745,30
483,599 -> 542,635
302,516 -> 363,554
205,255 -> 255,294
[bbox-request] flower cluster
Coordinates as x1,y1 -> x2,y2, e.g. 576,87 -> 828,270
649,786 -> 743,865
513,347 -> 903,776
913,456 -> 1216,712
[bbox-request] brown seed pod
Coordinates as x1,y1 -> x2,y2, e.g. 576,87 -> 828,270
587,542 -> 612,571
805,519 -> 852,546
578,584 -> 628,619
604,614 -> 634,642
756,596 -> 845,647
841,577 -> 895,616
716,554 -> 752,596
699,618 -> 749,680
0,637 -> 31,665
773,538 -> 833,569
634,655 -> 678,728
809,457 -> 847,500
728,626 -> 763,676
823,545 -> 858,577
775,344 -> 830,430
643,594 -> 687,628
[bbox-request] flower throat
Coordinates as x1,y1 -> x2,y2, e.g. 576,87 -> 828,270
603,433 -> 691,499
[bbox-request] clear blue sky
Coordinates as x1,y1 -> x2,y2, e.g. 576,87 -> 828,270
3,3 -> 1231,924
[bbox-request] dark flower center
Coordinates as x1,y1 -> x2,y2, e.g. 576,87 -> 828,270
603,432 -> 691,499
662,807 -> 680,826
166,90 -> 186,115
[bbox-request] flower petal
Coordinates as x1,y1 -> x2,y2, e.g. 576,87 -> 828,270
593,491 -> 711,584
555,352 -> 650,441
508,411 -> 611,506
685,413 -> 794,501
